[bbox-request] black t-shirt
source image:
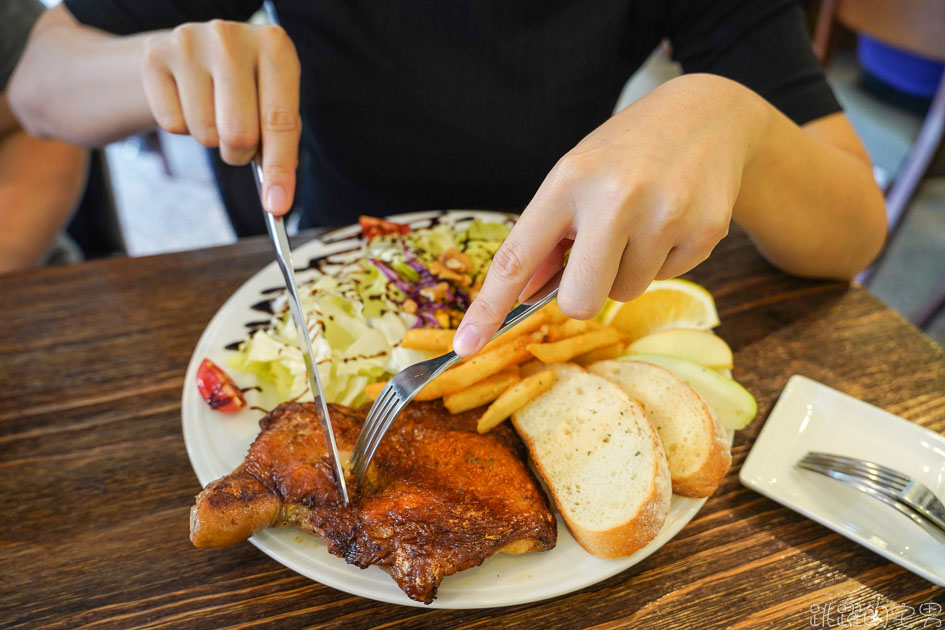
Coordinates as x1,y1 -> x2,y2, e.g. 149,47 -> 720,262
1,0 -> 44,91
63,0 -> 840,227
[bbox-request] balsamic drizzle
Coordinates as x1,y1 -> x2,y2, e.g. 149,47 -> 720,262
224,212 -> 516,364
250,299 -> 275,314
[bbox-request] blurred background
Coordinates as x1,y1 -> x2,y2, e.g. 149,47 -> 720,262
33,0 -> 945,346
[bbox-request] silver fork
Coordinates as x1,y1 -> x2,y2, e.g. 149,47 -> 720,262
350,272 -> 562,484
797,451 -> 945,540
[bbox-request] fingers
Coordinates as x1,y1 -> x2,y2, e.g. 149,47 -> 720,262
519,238 -> 572,302
256,26 -> 301,215
174,67 -> 218,147
139,22 -> 301,213
213,56 -> 259,165
653,244 -> 698,280
140,65 -> 186,134
556,217 -> 628,319
453,205 -> 570,357
610,237 -> 670,302
654,223 -> 727,280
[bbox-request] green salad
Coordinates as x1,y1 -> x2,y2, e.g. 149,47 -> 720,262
228,216 -> 511,407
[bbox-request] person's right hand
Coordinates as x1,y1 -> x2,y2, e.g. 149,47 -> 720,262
140,20 -> 301,214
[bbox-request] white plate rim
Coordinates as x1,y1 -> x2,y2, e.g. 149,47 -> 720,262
181,209 -> 730,608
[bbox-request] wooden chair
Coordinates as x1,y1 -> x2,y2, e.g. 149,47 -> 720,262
814,0 -> 945,328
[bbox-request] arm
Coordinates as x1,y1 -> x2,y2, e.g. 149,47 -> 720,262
8,6 -> 154,146
739,102 -> 885,279
0,94 -> 88,273
451,73 -> 886,356
9,5 -> 300,214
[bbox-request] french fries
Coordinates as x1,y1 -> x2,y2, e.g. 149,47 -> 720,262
573,341 -> 625,366
443,367 -> 520,414
546,318 -> 602,342
542,301 -> 569,324
477,369 -> 556,433
518,359 -> 545,378
399,302 -> 558,357
527,327 -> 622,364
418,330 -> 544,400
400,328 -> 455,352
479,310 -> 551,353
365,381 -> 387,401
365,301 -> 626,421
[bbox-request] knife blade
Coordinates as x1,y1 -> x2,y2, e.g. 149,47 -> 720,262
251,159 -> 350,505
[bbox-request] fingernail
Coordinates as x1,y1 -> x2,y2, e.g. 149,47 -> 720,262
452,323 -> 482,357
266,185 -> 287,214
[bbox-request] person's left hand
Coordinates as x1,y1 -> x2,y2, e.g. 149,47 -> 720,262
452,73 -> 769,356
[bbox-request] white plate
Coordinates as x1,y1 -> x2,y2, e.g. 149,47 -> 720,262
740,374 -> 945,586
182,210 -> 729,608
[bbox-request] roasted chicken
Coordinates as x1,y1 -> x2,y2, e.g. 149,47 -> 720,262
190,401 -> 556,603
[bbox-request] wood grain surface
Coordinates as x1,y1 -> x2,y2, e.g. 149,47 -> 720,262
1,228 -> 944,629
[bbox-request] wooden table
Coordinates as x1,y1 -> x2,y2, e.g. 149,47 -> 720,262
2,228 -> 944,629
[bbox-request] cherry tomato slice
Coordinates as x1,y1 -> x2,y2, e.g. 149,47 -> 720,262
196,358 -> 247,412
359,215 -> 411,240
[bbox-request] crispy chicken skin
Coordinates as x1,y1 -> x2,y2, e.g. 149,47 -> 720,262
190,401 -> 556,603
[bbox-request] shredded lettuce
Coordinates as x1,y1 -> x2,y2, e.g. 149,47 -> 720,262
399,225 -> 457,264
229,217 -> 511,406
458,220 -> 510,285
463,220 -> 511,242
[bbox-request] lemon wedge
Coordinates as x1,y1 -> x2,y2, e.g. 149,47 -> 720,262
602,279 -> 720,341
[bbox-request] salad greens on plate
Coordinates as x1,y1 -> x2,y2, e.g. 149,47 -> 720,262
228,215 -> 511,407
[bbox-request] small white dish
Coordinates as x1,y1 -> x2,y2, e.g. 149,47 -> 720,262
740,375 -> 945,586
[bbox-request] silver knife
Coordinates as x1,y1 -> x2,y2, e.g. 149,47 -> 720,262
251,159 -> 350,505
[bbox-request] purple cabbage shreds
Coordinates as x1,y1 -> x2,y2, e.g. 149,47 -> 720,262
419,312 -> 440,327
402,246 -> 420,263
371,258 -> 412,294
416,268 -> 440,288
452,293 -> 470,310
401,249 -> 441,283
428,286 -> 454,303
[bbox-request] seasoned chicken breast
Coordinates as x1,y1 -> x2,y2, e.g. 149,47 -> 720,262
190,401 -> 556,603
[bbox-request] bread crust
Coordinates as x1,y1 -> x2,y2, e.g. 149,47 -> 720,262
511,372 -> 672,559
670,404 -> 731,497
589,360 -> 731,499
532,420 -> 671,559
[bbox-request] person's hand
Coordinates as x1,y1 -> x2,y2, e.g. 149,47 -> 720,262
140,20 -> 301,214
452,74 -> 770,356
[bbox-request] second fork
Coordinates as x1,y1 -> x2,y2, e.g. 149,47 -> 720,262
798,451 -> 945,534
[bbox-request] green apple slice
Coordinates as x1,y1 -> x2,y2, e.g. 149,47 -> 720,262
619,353 -> 757,430
626,328 -> 733,370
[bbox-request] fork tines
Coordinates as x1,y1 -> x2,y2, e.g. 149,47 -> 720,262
801,452 -> 909,490
350,386 -> 401,480
796,450 -> 945,538
350,281 -> 562,485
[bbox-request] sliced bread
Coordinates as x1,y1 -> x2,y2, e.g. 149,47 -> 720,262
511,365 -> 671,558
588,360 -> 731,498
